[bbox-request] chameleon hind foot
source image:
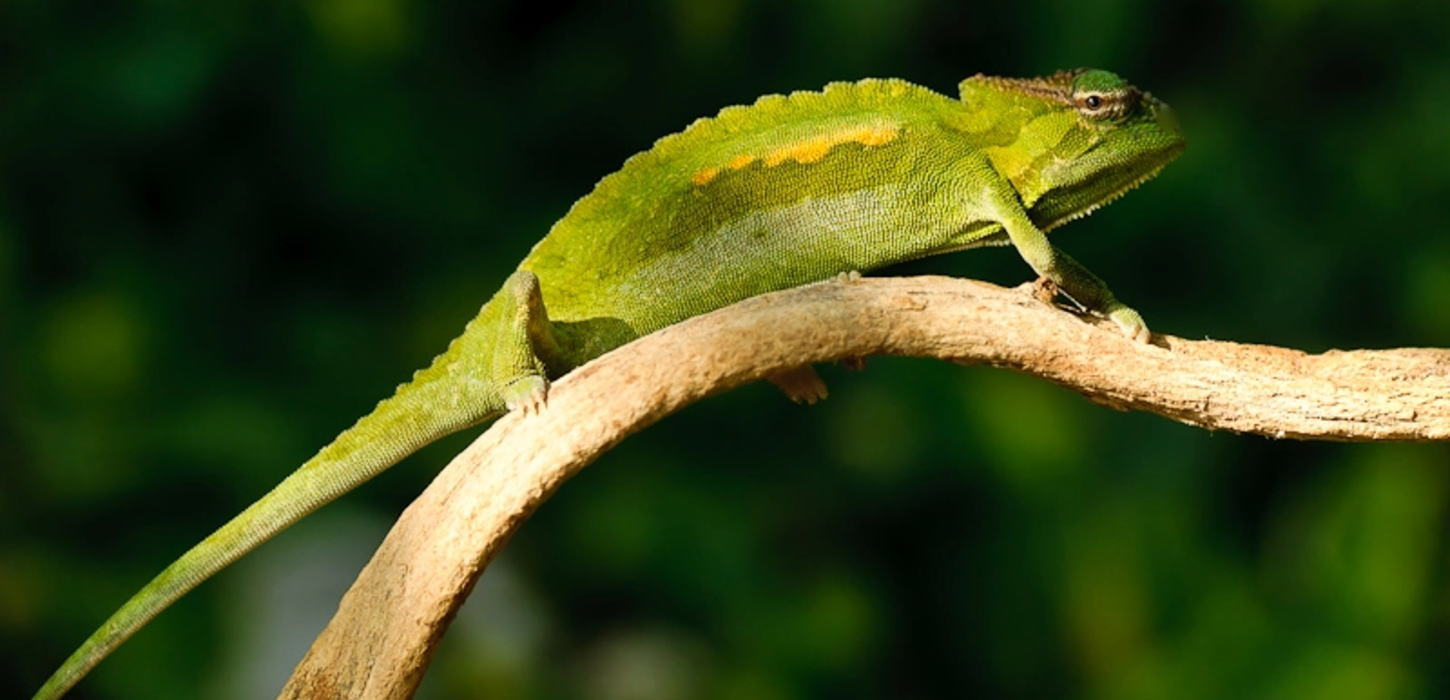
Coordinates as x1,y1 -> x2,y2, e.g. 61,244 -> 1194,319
502,375 -> 549,414
491,269 -> 558,414
767,365 -> 829,404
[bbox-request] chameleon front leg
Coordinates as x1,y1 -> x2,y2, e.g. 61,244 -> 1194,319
491,269 -> 558,413
982,184 -> 1151,343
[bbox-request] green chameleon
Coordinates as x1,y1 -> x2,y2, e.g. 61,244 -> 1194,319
34,68 -> 1183,698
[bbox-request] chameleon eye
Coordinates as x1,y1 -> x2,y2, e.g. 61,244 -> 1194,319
1076,90 -> 1136,120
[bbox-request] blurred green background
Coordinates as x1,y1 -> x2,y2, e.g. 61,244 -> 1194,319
4,1 -> 1450,698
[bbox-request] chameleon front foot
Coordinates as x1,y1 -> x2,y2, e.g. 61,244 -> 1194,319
502,375 -> 549,415
766,365 -> 829,404
1106,303 -> 1151,344
1029,275 -> 1151,344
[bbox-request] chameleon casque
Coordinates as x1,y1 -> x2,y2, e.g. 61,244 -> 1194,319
35,68 -> 1184,698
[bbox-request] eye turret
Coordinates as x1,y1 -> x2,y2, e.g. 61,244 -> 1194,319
1069,69 -> 1141,121
1073,88 -> 1140,120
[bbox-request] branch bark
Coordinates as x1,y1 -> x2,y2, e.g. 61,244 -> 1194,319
278,276 -> 1450,699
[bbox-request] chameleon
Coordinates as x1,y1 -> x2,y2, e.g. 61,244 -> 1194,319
34,68 -> 1184,698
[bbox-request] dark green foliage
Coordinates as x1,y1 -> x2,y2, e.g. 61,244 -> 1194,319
3,1 -> 1449,698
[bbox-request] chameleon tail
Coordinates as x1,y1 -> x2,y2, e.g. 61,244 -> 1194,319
32,356 -> 500,700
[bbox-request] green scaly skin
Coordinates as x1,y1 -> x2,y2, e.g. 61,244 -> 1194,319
34,68 -> 1183,699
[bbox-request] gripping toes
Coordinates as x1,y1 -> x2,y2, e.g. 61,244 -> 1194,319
502,375 -> 549,415
1107,304 -> 1151,343
766,365 -> 829,405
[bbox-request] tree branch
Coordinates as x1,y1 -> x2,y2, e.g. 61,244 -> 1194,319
278,276 -> 1450,699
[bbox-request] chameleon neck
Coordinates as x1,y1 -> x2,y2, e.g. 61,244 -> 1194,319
32,369 -> 495,700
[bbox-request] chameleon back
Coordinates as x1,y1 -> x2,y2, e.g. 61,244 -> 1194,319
520,79 -> 983,364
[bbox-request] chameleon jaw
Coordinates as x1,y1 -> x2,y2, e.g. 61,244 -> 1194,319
1039,160 -> 1171,232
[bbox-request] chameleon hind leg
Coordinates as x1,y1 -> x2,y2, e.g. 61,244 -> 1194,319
492,269 -> 559,414
765,270 -> 863,404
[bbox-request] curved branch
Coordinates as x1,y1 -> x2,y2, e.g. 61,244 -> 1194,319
278,276 -> 1450,699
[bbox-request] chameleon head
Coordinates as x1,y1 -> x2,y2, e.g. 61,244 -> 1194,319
958,68 -> 1186,230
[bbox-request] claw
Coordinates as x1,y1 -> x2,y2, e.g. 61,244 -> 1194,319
503,376 -> 549,415
766,365 -> 829,405
1030,275 -> 1059,305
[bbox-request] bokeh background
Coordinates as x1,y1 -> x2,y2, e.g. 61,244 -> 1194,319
4,1 -> 1450,698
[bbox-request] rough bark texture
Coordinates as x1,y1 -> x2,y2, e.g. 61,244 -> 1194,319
278,276 -> 1450,699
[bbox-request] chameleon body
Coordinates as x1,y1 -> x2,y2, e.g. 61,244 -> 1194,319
35,69 -> 1183,698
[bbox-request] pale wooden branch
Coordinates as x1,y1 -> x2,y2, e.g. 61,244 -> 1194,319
278,276 -> 1450,699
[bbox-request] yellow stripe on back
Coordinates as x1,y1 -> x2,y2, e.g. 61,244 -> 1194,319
692,121 -> 902,186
